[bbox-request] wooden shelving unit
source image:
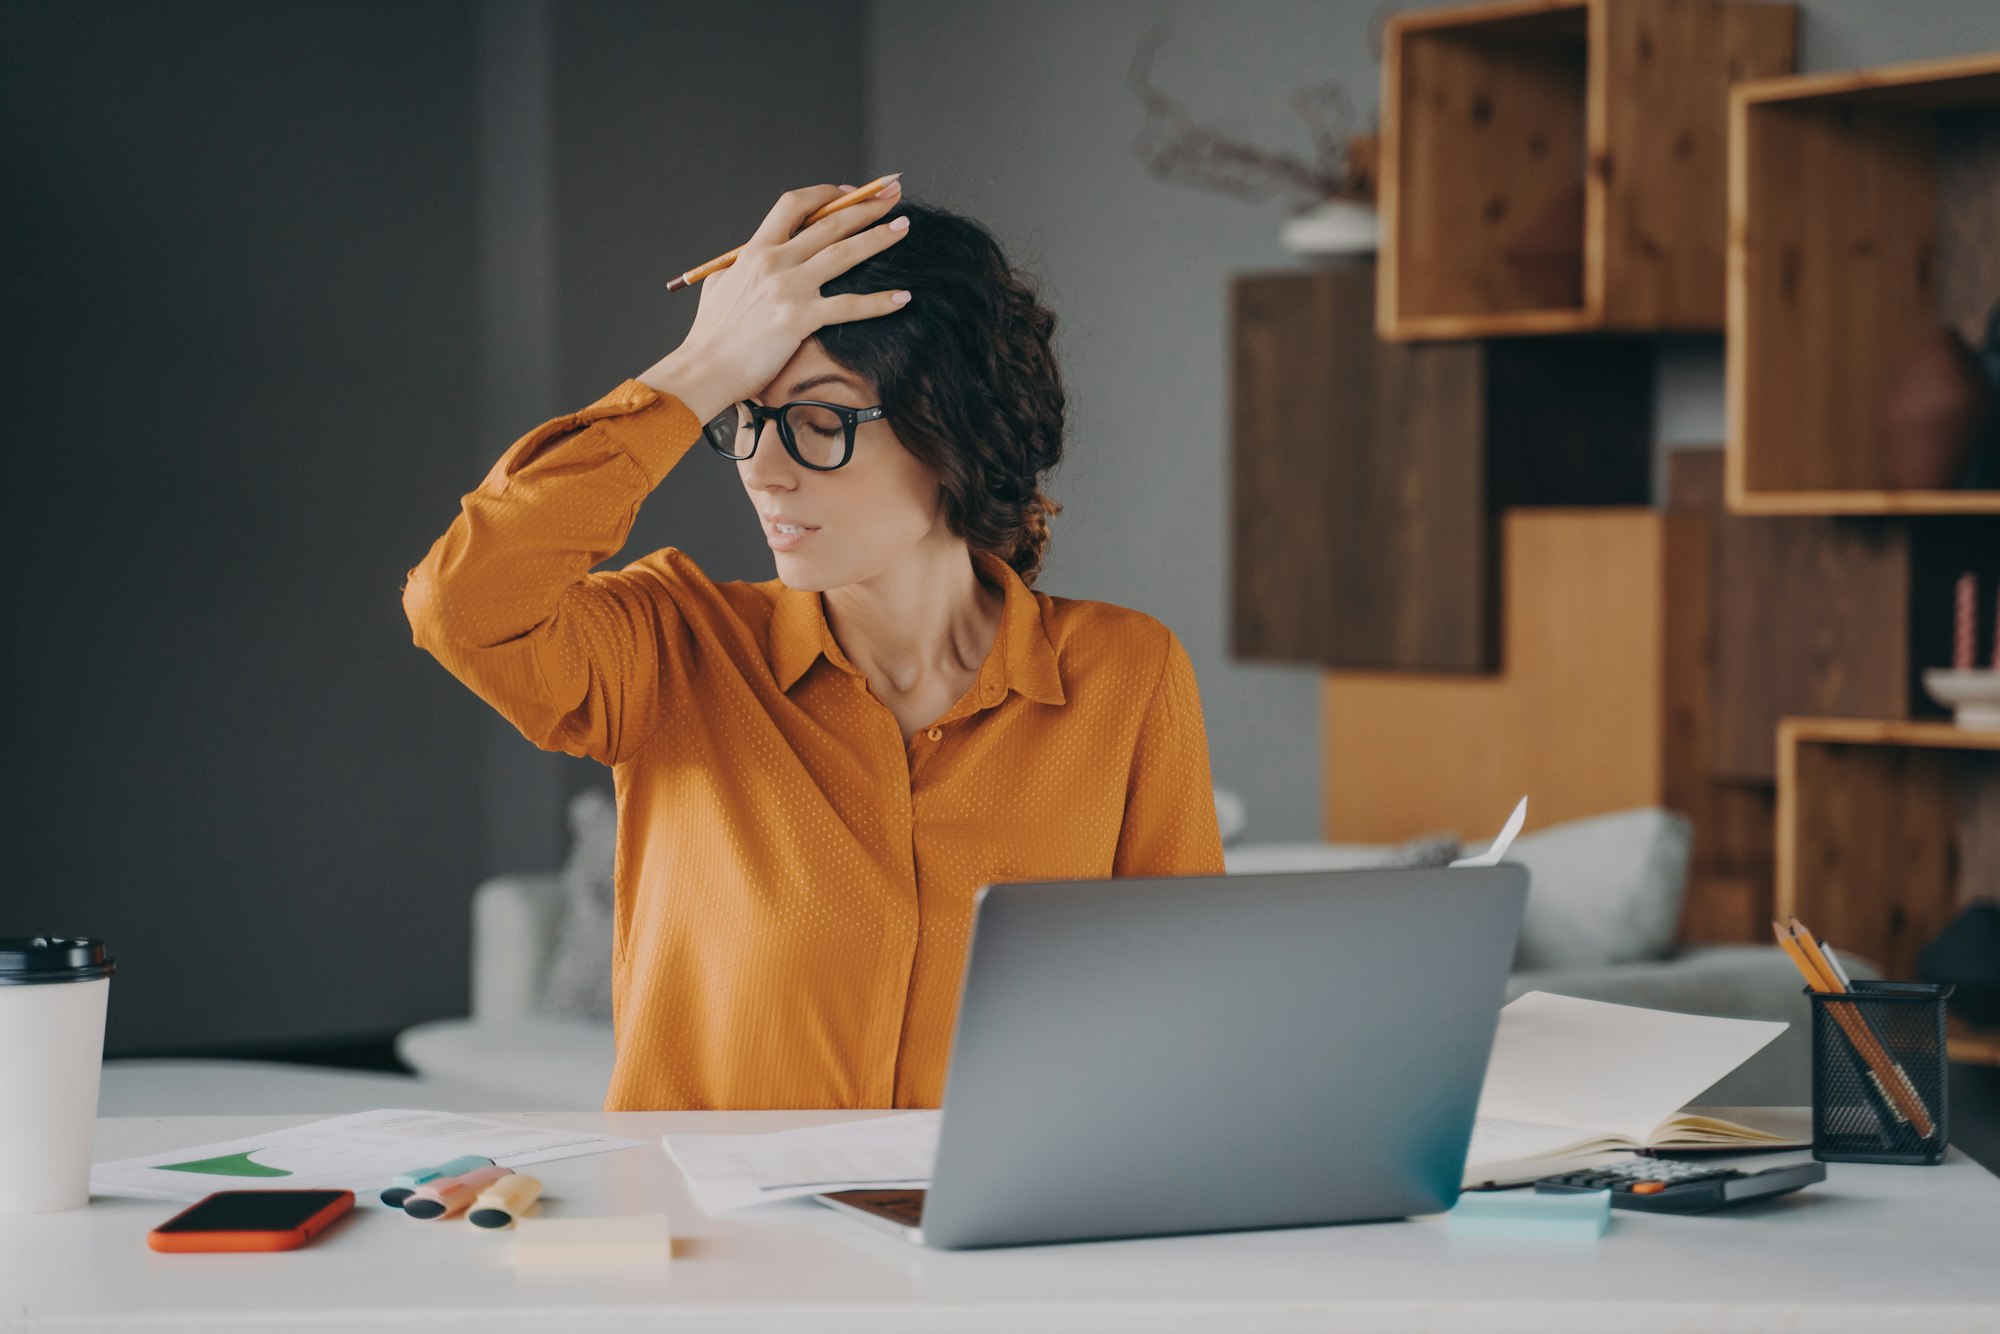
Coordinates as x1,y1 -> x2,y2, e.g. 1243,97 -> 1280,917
1230,263 -> 1650,673
1321,503 -> 1780,944
1324,510 -> 1695,838
1671,453 -> 2000,781
1229,20 -> 2000,973
1377,0 -> 1794,340
1727,52 -> 2000,515
1951,1019 -> 2000,1070
1776,719 -> 2000,1059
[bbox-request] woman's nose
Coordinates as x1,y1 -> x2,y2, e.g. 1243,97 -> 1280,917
737,427 -> 798,489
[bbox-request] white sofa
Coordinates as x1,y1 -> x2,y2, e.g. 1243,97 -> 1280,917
397,850 -> 1850,1111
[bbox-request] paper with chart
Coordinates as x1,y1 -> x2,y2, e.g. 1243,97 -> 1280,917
90,1109 -> 648,1201
1462,992 -> 1794,1186
662,1112 -> 940,1214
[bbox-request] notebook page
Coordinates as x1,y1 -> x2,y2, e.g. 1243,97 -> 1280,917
1652,1106 -> 1812,1148
1462,1116 -> 1635,1187
1475,993 -> 1787,1145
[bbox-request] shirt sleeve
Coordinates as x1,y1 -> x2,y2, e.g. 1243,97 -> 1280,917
400,378 -> 706,767
1111,629 -> 1228,878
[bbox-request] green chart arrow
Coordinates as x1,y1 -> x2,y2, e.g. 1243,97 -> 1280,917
155,1149 -> 292,1178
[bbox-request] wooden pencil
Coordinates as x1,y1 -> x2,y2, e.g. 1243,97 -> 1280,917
665,174 -> 904,292
1773,919 -> 1934,1138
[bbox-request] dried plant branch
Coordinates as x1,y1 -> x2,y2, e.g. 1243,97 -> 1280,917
1128,19 -> 1380,212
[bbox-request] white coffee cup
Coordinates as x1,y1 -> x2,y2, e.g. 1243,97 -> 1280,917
0,937 -> 115,1213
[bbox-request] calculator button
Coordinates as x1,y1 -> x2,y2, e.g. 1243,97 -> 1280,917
1631,1182 -> 1668,1195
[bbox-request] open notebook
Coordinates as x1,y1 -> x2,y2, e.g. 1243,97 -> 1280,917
1463,992 -> 1804,1187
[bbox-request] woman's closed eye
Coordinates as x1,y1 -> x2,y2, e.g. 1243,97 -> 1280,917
788,404 -> 849,437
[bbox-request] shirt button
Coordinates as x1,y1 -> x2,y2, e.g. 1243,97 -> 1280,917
927,727 -> 942,741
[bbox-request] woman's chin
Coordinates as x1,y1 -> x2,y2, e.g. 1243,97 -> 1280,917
772,547 -> 832,588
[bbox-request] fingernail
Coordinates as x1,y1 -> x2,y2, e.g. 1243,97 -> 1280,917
890,217 -> 909,232
892,291 -> 912,305
881,180 -> 901,195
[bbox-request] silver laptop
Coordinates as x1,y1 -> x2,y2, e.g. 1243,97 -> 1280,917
816,864 -> 1528,1249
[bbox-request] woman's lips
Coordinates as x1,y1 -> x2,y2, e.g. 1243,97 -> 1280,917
765,520 -> 818,551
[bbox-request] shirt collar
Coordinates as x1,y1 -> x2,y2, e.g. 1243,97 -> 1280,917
769,548 -> 1065,706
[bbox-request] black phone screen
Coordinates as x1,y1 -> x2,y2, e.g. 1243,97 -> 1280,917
153,1190 -> 349,1232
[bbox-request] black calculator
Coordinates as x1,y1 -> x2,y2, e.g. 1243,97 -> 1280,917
1534,1158 -> 1826,1213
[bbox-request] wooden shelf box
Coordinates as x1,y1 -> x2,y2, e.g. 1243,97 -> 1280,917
1670,453 -> 2000,781
1323,511 -> 1700,840
1319,503 -> 1935,947
1728,52 -> 2000,515
1231,263 -> 1650,674
1777,719 -> 2000,1056
1378,0 -> 1795,340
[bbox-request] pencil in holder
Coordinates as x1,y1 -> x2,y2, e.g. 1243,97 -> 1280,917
1809,980 -> 1952,1165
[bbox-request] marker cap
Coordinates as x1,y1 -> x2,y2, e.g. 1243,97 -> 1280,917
404,1164 -> 513,1220
467,1172 -> 542,1229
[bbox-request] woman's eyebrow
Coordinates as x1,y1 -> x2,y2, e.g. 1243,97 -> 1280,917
784,373 -> 860,397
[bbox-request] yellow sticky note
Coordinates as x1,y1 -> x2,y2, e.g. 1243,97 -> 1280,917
512,1213 -> 672,1266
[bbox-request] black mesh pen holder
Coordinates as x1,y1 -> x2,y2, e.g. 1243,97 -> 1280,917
1810,980 -> 1952,1166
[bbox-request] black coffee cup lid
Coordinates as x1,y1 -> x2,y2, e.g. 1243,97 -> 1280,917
0,937 -> 116,985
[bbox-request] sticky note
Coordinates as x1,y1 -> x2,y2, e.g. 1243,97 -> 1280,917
512,1213 -> 672,1266
1446,1189 -> 1611,1240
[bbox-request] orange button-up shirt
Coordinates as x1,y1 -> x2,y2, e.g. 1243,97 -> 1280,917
402,378 -> 1226,1110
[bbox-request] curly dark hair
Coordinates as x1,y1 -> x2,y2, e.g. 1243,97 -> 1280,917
813,197 -> 1066,586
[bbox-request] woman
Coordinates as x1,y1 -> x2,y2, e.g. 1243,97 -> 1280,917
403,180 -> 1226,1111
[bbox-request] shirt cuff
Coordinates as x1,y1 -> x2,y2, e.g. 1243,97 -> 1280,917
583,378 -> 707,489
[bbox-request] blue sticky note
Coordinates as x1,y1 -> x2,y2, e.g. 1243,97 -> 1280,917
1446,1188 -> 1611,1240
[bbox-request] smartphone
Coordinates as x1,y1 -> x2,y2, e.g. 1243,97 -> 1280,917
146,1189 -> 355,1252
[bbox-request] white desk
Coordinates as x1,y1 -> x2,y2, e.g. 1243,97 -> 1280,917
4,1110 -> 1999,1333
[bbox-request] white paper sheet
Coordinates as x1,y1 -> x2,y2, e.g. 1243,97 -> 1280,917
661,1112 -> 940,1214
1450,796 -> 1528,867
1475,992 -> 1787,1145
90,1109 -> 649,1201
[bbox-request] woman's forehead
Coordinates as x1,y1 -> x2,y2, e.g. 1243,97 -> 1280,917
759,346 -> 872,401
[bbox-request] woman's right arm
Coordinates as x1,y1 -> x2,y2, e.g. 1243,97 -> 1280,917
399,352 -> 720,767
400,182 -> 913,767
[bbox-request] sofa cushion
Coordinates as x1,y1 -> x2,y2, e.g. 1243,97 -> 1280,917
1510,808 -> 1691,970
396,1017 -> 616,1110
99,1058 -> 580,1116
536,786 -> 617,1022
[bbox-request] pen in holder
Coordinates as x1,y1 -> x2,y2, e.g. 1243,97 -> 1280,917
1809,980 -> 1952,1165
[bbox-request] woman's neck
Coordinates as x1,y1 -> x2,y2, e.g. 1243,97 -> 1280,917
822,537 -> 1003,697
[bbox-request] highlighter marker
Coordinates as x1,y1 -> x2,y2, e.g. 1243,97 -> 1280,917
403,1164 -> 513,1220
380,1154 -> 496,1208
467,1171 -> 543,1228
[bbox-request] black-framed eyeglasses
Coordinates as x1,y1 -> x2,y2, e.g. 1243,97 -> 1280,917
700,399 -> 887,471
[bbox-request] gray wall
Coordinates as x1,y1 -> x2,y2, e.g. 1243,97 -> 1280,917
2,0 -> 487,1054
871,0 -> 2000,844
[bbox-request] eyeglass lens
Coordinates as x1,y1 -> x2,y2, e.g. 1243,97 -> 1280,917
731,402 -> 849,469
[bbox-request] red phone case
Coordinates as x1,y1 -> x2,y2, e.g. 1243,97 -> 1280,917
146,1189 -> 355,1252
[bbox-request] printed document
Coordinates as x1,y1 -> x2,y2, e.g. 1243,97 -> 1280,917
90,1109 -> 647,1201
662,1112 -> 940,1214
